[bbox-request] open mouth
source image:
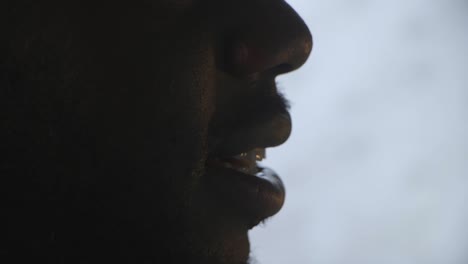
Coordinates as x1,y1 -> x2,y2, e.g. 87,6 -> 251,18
205,148 -> 285,228
208,148 -> 266,175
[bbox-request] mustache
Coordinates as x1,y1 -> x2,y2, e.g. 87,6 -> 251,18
208,76 -> 291,138
241,80 -> 291,120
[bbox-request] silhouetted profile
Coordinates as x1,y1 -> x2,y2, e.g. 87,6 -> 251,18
0,1 -> 312,263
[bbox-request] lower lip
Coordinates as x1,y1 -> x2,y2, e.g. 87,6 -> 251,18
204,161 -> 285,228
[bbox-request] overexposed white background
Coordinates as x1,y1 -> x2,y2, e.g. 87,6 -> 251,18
249,0 -> 468,263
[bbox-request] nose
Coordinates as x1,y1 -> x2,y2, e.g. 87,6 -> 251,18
222,1 -> 313,77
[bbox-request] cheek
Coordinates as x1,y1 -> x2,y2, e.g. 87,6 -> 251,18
145,30 -> 218,203
173,31 -> 218,158
73,8 -> 218,183
192,39 -> 217,132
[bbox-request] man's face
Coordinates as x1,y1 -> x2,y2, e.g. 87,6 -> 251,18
4,0 -> 311,263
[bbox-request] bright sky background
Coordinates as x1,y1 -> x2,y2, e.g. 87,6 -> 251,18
249,0 -> 468,263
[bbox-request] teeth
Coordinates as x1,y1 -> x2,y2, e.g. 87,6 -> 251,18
235,148 -> 266,161
255,148 -> 266,161
227,148 -> 266,175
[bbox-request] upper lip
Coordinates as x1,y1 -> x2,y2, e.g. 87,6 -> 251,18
208,111 -> 291,158
208,72 -> 292,158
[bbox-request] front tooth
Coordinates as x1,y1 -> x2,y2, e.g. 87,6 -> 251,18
255,148 -> 266,161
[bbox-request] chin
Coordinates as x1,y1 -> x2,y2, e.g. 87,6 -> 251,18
179,155 -> 285,264
191,232 -> 251,264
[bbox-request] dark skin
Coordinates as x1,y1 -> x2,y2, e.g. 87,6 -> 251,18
0,0 -> 312,263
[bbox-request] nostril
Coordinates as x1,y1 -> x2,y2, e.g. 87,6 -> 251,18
218,39 -> 265,76
219,39 -> 301,77
218,30 -> 312,78
231,41 -> 249,66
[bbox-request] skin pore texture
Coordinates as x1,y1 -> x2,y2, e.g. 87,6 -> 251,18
0,0 -> 312,263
